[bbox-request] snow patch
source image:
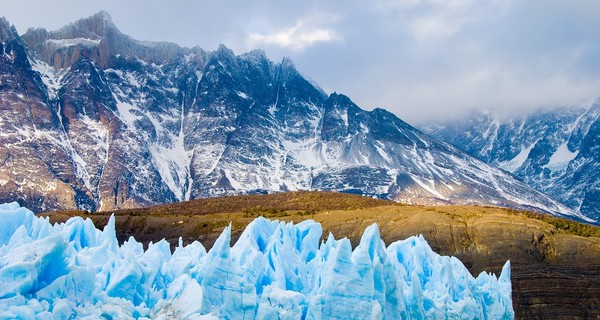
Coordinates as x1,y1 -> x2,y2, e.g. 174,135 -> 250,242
80,115 -> 109,159
149,96 -> 191,202
374,142 -> 393,164
149,143 -> 190,201
236,91 -> 249,99
29,59 -> 66,99
114,99 -> 142,128
499,142 -> 536,173
45,38 -> 101,48
340,109 -> 348,128
543,142 -> 578,173
410,175 -> 447,200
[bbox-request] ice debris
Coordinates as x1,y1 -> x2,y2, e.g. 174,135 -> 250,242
0,202 -> 513,319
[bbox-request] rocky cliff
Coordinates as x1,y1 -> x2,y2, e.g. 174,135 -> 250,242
0,12 -> 589,223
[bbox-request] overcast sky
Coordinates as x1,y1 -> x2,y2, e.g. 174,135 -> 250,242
3,0 -> 600,124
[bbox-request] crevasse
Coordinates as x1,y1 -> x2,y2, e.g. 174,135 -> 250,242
0,202 -> 513,319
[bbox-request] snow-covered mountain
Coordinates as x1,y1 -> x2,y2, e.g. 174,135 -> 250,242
424,102 -> 600,222
0,12 -> 587,222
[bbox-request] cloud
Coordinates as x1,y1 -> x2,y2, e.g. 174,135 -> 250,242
393,69 -> 600,123
1,0 -> 599,125
246,19 -> 339,51
410,13 -> 462,41
400,0 -> 509,42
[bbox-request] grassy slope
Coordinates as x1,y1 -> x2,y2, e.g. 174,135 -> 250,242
41,191 -> 600,319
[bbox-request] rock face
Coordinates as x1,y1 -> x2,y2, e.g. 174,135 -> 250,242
0,17 -> 80,211
0,13 -> 588,222
21,11 -> 186,70
424,104 -> 600,222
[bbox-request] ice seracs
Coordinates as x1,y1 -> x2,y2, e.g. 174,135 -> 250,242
0,202 -> 513,319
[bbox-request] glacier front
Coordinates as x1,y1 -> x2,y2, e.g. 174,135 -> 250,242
0,202 -> 513,319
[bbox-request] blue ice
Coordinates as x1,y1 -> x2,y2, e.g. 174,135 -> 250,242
0,202 -> 513,319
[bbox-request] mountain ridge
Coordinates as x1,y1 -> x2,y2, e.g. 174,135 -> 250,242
424,102 -> 600,222
0,12 -> 590,223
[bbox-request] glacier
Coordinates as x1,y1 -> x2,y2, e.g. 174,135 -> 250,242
0,202 -> 513,319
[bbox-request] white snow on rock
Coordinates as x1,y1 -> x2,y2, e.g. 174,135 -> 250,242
499,142 -> 537,173
544,142 -> 578,173
45,38 -> 101,48
0,202 -> 513,319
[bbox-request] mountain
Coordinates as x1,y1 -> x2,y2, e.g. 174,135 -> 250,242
424,103 -> 600,222
0,12 -> 587,222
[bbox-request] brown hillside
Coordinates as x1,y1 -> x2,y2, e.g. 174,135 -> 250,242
42,192 -> 600,319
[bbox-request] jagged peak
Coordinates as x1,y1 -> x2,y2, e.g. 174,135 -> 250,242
77,10 -> 115,29
0,16 -> 19,43
0,16 -> 10,30
207,44 -> 236,66
326,92 -> 358,109
367,107 -> 419,131
371,107 -> 400,119
247,49 -> 267,57
56,10 -> 119,40
280,56 -> 296,69
276,56 -> 302,80
328,92 -> 350,102
239,49 -> 269,64
215,44 -> 235,57
24,26 -> 48,36
93,10 -> 113,24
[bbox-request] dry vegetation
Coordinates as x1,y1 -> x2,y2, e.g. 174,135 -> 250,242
42,191 -> 394,250
108,191 -> 388,215
518,210 -> 600,237
41,191 -> 600,319
45,191 -> 599,239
